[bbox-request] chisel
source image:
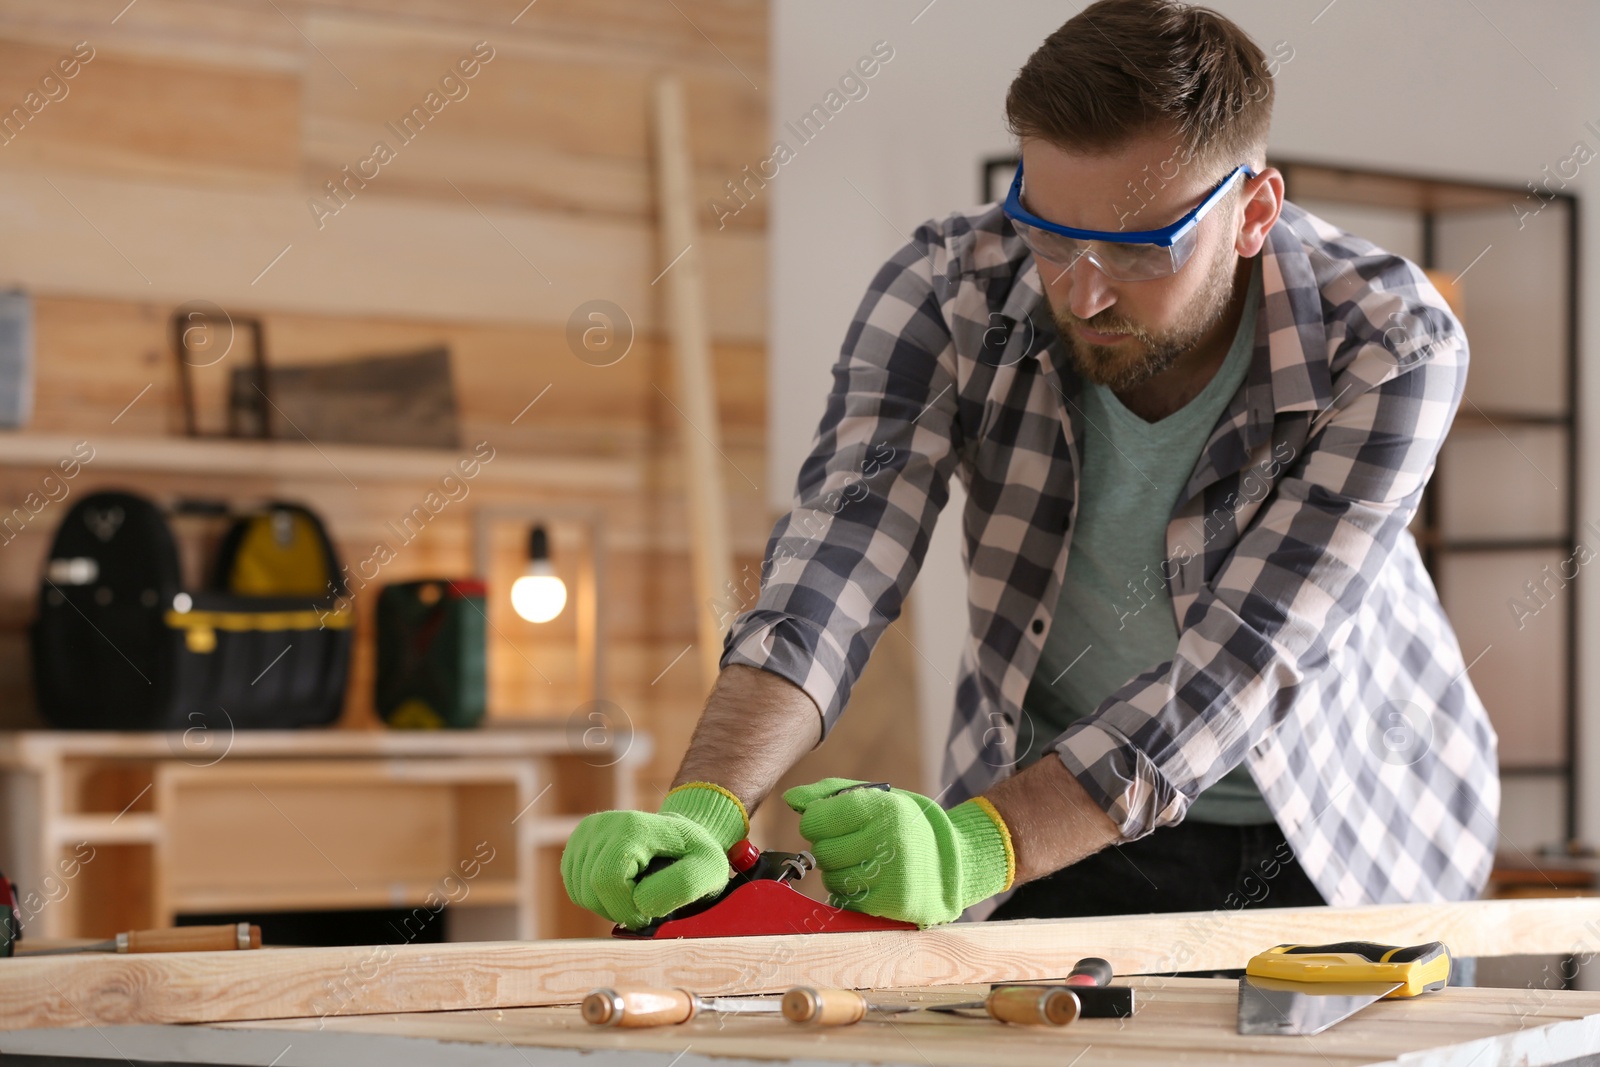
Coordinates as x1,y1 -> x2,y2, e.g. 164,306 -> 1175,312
783,985 -> 1080,1026
15,922 -> 261,956
583,987 -> 785,1026
989,956 -> 1136,1018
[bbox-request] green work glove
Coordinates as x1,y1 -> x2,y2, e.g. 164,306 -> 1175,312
782,777 -> 1014,928
560,782 -> 748,930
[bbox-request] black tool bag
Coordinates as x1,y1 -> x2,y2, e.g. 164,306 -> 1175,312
32,491 -> 352,730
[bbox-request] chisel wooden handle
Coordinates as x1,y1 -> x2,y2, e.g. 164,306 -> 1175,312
986,986 -> 1080,1026
782,987 -> 867,1025
583,988 -> 697,1027
121,924 -> 260,953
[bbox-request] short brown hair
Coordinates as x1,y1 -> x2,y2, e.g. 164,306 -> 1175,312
1005,0 -> 1274,172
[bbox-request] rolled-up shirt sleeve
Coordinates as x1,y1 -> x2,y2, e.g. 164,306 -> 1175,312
721,224 -> 963,733
1051,322 -> 1469,840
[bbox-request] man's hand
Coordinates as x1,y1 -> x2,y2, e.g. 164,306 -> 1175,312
560,782 -> 747,930
782,778 -> 1014,927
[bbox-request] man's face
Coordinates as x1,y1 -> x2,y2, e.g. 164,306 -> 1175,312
1019,134 -> 1248,391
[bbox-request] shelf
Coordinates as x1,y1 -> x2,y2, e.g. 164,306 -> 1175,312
1436,538 -> 1576,554
0,727 -> 638,766
51,814 -> 160,845
0,432 -> 640,494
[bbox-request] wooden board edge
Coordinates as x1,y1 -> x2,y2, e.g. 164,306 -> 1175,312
5,897 -> 1600,1030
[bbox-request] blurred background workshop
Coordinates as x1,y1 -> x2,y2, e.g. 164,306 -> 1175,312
0,1 -> 1599,1065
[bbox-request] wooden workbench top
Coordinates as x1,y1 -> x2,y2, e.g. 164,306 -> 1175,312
5,977 -> 1595,1066
242,977 -> 1600,1066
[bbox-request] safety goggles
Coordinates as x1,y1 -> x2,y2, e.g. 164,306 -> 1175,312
1002,159 -> 1256,281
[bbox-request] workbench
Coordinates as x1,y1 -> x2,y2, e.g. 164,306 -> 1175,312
3,976 -> 1598,1066
5,899 -> 1600,1066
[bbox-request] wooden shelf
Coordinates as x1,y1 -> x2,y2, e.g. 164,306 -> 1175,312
52,814 -> 160,845
0,726 -> 634,766
0,432 -> 640,494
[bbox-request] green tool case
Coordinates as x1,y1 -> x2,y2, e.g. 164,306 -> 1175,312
374,579 -> 487,729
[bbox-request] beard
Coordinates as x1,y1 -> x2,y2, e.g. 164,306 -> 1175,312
1052,244 -> 1239,392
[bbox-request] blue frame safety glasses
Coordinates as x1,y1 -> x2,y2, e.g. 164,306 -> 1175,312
1002,159 -> 1256,281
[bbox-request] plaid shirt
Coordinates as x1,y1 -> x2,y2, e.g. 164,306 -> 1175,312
723,199 -> 1499,907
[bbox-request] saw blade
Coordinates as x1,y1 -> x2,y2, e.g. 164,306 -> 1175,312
1237,975 -> 1402,1035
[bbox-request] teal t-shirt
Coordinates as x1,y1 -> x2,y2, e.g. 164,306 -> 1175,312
1021,258 -> 1271,824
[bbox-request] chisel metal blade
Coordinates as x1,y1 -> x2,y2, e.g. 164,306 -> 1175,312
1237,975 -> 1402,1035
697,997 -> 786,1015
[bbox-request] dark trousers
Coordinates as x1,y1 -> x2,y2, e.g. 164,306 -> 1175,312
988,819 -> 1325,921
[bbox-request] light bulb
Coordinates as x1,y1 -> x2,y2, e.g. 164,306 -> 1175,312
511,570 -> 567,623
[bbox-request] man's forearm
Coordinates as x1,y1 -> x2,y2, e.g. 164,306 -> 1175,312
984,753 -> 1122,884
670,664 -> 823,813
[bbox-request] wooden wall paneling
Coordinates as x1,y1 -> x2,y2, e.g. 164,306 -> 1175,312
0,167 -> 766,340
0,38 -> 301,186
4,898 -> 1600,1029
0,1 -> 303,72
298,14 -> 769,230
313,0 -> 768,70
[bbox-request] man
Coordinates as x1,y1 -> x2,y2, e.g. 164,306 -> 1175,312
562,0 -> 1498,931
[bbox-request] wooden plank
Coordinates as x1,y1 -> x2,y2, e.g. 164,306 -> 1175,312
653,75 -> 735,690
5,898 -> 1600,1030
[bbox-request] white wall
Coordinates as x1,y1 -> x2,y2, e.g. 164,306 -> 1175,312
770,1 -> 1600,825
